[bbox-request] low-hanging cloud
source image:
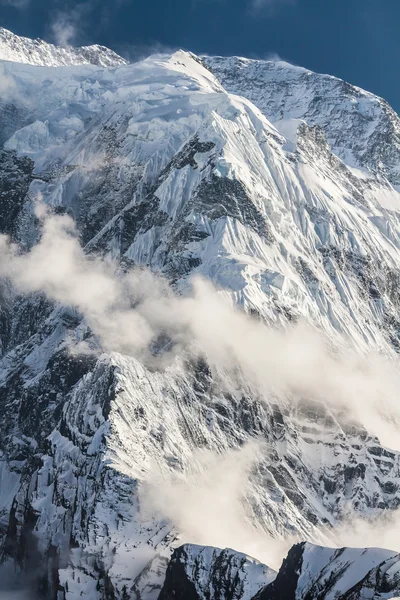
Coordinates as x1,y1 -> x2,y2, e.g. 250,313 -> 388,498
1,206 -> 400,451
141,441 -> 400,571
141,442 -> 293,570
0,63 -> 36,113
331,510 -> 400,555
3,206 -> 400,569
0,64 -> 18,101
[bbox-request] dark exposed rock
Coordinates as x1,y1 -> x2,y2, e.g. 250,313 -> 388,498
159,544 -> 276,600
254,543 -> 304,600
254,542 -> 400,600
190,174 -> 274,241
158,548 -> 199,600
0,150 -> 34,240
165,135 -> 215,171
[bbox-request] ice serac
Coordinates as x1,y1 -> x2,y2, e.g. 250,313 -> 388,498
0,27 -> 126,67
1,29 -> 400,598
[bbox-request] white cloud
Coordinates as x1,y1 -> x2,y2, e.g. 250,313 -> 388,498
2,206 -> 400,565
141,442 -> 293,570
0,64 -> 17,98
49,0 -> 98,47
325,509 -> 400,556
1,205 -> 400,453
50,13 -> 78,47
0,64 -> 30,108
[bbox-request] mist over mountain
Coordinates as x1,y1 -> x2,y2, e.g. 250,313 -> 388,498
1,27 -> 400,600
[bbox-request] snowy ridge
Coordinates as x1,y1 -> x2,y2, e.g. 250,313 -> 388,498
159,544 -> 276,600
158,541 -> 400,600
0,27 -> 126,67
204,55 -> 400,184
255,542 -> 400,599
1,30 -> 400,599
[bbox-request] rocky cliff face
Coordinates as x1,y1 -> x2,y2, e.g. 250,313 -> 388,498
255,542 -> 400,600
0,30 -> 400,599
158,544 -> 276,600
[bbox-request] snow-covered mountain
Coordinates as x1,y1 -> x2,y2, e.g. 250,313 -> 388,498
0,27 -> 126,67
1,29 -> 400,599
255,542 -> 400,599
204,55 -> 400,185
160,542 -> 400,600
159,544 -> 277,600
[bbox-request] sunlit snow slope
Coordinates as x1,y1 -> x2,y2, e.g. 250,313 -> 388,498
204,55 -> 400,185
0,27 -> 126,67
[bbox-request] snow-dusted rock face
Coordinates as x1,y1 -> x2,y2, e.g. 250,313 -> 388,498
204,55 -> 400,185
1,29 -> 400,599
254,541 -> 400,599
158,544 -> 276,600
0,27 -> 126,67
156,541 -> 400,600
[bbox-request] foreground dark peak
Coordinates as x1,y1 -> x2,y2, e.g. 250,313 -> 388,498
160,542 -> 400,600
158,544 -> 276,600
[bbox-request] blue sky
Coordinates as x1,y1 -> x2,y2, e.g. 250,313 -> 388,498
1,0 -> 399,111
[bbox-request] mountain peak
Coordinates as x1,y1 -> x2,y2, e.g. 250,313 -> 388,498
204,54 -> 400,184
0,26 -> 127,67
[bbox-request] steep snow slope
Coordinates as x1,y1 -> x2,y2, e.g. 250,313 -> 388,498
1,37 -> 400,599
0,27 -> 126,67
3,51 -> 400,353
204,55 -> 400,185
